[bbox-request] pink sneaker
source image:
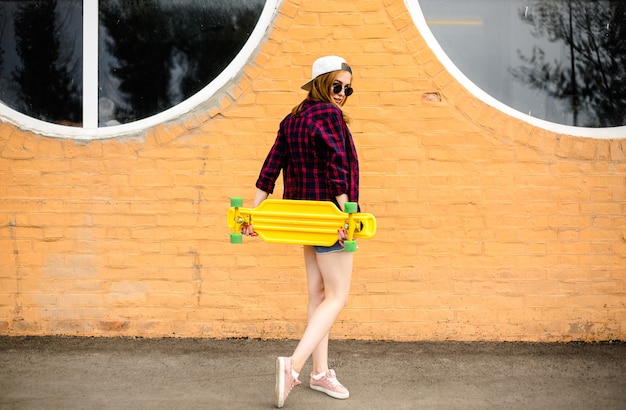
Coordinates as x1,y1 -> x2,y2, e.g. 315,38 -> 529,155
309,369 -> 349,399
275,357 -> 300,408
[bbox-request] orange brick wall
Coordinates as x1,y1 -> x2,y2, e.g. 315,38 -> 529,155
1,0 -> 624,341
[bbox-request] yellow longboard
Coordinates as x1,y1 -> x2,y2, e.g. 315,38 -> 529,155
227,198 -> 376,252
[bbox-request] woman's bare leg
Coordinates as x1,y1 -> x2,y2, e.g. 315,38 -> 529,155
303,246 -> 330,375
291,247 -> 353,374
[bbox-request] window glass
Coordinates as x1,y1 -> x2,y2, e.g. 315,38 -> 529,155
0,0 -> 266,128
98,0 -> 265,125
419,0 -> 626,128
0,1 -> 83,126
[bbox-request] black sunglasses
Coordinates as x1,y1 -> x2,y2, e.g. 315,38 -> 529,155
332,83 -> 353,97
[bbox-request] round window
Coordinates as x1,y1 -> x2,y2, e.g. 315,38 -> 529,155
411,0 -> 626,133
0,0 -> 272,138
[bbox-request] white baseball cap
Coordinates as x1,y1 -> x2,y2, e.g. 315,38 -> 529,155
301,55 -> 352,91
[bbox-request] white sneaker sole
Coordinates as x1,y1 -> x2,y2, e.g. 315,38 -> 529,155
275,357 -> 285,408
310,384 -> 350,399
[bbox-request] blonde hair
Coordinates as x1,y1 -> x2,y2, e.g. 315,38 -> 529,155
292,71 -> 352,124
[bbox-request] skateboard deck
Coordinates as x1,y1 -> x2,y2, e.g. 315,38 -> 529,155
227,198 -> 376,252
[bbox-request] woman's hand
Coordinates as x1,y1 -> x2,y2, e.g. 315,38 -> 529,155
338,227 -> 347,246
241,223 -> 258,237
335,193 -> 350,246
241,188 -> 269,237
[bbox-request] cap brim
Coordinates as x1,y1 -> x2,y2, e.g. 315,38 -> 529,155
301,80 -> 313,91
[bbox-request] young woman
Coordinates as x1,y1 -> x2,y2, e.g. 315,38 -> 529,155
242,55 -> 359,408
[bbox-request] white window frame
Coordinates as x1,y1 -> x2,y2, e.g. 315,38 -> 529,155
407,0 -> 626,139
0,0 -> 280,140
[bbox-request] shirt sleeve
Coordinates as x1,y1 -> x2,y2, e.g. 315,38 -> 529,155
316,108 -> 350,198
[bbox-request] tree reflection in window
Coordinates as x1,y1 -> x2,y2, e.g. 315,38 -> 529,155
0,0 -> 265,127
0,0 -> 82,126
510,1 -> 626,127
420,0 -> 626,128
99,0 -> 265,124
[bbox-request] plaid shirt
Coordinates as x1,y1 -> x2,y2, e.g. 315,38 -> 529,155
256,99 -> 359,206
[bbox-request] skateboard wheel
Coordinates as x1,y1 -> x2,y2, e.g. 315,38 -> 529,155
230,197 -> 243,207
230,196 -> 243,208
344,240 -> 357,252
344,202 -> 357,213
230,233 -> 243,244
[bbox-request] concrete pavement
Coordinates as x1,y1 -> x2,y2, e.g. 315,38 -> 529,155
1,337 -> 624,409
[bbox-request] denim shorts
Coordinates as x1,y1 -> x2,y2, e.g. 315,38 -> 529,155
313,241 -> 345,254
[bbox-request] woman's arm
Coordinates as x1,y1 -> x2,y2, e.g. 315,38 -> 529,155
335,193 -> 348,211
253,188 -> 270,207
